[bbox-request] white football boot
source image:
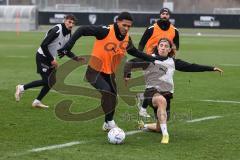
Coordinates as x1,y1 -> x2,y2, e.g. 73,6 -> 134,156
15,85 -> 24,102
139,108 -> 151,118
136,93 -> 144,109
102,120 -> 118,131
32,99 -> 49,109
137,93 -> 151,118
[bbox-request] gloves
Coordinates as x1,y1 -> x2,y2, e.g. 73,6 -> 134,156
57,48 -> 69,59
57,49 -> 86,63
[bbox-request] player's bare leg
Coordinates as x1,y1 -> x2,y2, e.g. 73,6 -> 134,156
152,94 -> 169,144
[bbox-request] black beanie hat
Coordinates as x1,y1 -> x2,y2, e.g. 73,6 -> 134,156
160,8 -> 171,15
117,12 -> 133,21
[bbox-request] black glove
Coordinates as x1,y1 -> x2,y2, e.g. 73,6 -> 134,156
57,48 -> 69,59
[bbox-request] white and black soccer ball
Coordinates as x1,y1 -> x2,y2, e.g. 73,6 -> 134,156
107,127 -> 125,144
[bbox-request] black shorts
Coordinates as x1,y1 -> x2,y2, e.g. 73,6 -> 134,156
144,87 -> 173,120
85,66 -> 117,94
36,52 -> 53,75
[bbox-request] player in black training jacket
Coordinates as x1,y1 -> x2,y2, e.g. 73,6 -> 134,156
15,15 -> 81,108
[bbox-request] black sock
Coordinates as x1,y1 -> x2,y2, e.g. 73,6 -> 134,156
36,85 -> 50,101
166,97 -> 171,121
102,93 -> 116,123
24,80 -> 44,90
142,99 -> 148,109
105,110 -> 115,122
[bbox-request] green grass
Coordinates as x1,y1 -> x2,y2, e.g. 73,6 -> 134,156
0,28 -> 240,160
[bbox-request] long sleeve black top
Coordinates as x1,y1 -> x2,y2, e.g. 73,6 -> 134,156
60,23 -> 157,62
124,57 -> 214,78
40,23 -> 71,62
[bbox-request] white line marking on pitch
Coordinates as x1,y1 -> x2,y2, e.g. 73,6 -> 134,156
125,130 -> 143,136
28,131 -> 142,153
220,64 -> 240,67
201,99 -> 240,104
30,88 -> 58,93
187,116 -> 223,123
7,141 -> 88,158
181,33 -> 240,38
29,141 -> 87,153
11,130 -> 142,157
131,32 -> 240,38
5,56 -> 29,58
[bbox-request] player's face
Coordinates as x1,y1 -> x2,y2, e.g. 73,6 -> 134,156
157,41 -> 171,57
117,19 -> 133,36
64,19 -> 75,31
160,12 -> 170,20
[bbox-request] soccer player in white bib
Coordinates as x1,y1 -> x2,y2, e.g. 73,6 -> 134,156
124,38 -> 223,144
15,15 -> 81,108
137,8 -> 180,118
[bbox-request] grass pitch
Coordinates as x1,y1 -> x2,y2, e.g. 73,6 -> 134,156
0,28 -> 240,160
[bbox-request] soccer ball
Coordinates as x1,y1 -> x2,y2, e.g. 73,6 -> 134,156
107,127 -> 126,144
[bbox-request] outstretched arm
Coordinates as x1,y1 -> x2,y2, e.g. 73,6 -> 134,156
58,50 -> 85,62
124,58 -> 150,78
175,59 -> 223,74
61,25 -> 109,51
58,25 -> 109,59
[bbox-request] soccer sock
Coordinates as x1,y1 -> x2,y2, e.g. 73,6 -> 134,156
33,99 -> 40,104
105,110 -> 115,122
142,124 -> 149,131
108,120 -> 116,126
142,99 -> 148,109
19,85 -> 24,92
105,117 -> 108,123
23,80 -> 44,90
102,92 -> 117,123
36,85 -> 50,101
140,107 -> 146,112
160,124 -> 168,135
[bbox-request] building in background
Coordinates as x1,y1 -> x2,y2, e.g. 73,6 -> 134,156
1,0 -> 240,14
0,0 -> 240,31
